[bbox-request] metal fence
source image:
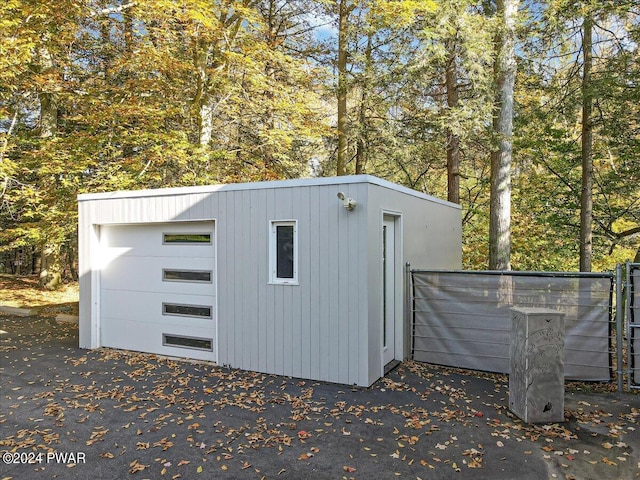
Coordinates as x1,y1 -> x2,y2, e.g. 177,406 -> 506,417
408,267 -> 628,387
627,262 -> 640,389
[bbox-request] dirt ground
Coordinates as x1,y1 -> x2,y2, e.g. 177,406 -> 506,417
0,274 -> 78,315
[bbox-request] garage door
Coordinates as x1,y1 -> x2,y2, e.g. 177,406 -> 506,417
100,222 -> 216,362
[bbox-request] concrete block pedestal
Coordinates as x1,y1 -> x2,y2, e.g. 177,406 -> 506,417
509,307 -> 565,424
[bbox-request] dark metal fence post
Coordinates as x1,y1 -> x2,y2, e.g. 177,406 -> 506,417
616,263 -> 624,392
404,262 -> 412,360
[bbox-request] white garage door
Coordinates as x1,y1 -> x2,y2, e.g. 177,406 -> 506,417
100,222 -> 216,362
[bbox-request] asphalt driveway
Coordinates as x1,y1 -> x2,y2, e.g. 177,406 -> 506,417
1,313 -> 638,479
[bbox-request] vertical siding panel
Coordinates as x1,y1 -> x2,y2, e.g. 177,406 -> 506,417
255,189 -> 268,371
136,197 -> 144,223
347,185 -> 362,384
289,186 -> 302,378
149,195 -> 157,222
207,193 -> 219,364
319,187 -> 333,382
308,186 -> 321,380
176,194 -> 183,220
234,191 -> 245,367
328,188 -> 341,383
358,185 -> 370,386
243,189 -> 257,370
367,186 -> 382,385
201,193 -> 211,219
78,202 -> 91,348
177,194 -> 188,221
298,186 -> 311,381
172,195 -> 181,221
174,194 -> 184,221
219,192 -> 232,366
113,199 -> 121,223
280,187 -> 294,377
187,194 -> 196,219
164,196 -> 172,222
234,191 -> 244,368
266,189 -> 278,374
190,193 -> 203,220
337,191 -> 350,384
100,199 -> 108,223
215,193 -> 224,365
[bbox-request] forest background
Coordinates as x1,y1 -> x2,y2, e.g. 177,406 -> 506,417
0,0 -> 638,289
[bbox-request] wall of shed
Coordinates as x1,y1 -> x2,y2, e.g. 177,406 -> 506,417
364,183 -> 462,385
79,182 -> 373,386
214,182 -> 370,386
78,177 -> 461,388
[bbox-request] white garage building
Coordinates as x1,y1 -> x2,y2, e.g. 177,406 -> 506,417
78,175 -> 461,387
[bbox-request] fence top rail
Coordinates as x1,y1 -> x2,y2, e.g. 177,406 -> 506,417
410,269 -> 614,280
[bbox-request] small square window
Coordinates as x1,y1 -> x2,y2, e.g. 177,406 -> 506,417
269,220 -> 298,285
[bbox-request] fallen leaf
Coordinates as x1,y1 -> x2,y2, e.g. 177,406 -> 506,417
129,460 -> 146,474
343,466 -> 356,473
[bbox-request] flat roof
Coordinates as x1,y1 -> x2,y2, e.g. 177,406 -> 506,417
77,174 -> 460,209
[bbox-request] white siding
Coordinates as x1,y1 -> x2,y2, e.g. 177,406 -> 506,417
364,183 -> 462,385
78,175 -> 461,387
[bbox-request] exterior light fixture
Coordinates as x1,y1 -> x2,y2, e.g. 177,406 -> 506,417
337,191 -> 357,211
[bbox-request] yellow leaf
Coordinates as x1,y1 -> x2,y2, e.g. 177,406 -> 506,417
197,466 -> 203,473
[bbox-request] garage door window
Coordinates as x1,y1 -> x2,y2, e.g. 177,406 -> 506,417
163,269 -> 212,283
163,303 -> 212,319
163,334 -> 213,351
163,233 -> 211,244
269,220 -> 298,284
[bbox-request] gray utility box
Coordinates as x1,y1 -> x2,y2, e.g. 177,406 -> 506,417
509,307 -> 566,423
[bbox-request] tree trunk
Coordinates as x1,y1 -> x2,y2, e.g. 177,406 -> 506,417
37,42 -> 64,288
336,0 -> 349,176
40,243 -> 63,290
355,33 -> 373,175
445,43 -> 460,204
579,14 -> 593,272
199,96 -> 214,147
38,92 -> 57,138
489,0 -> 519,271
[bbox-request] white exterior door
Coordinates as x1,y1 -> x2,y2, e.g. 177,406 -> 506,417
99,222 -> 216,362
382,216 -> 396,366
